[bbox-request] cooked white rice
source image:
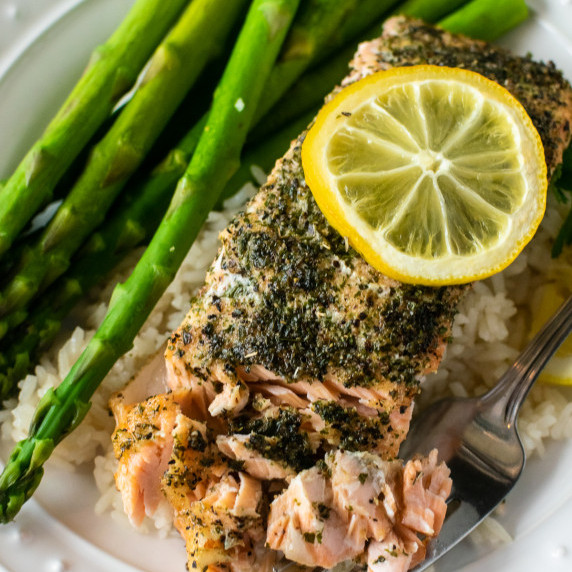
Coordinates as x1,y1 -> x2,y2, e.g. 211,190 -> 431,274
0,179 -> 571,541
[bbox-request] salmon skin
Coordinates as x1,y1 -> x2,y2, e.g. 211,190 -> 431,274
111,16 -> 572,572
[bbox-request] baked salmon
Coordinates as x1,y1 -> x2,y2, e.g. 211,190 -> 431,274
111,16 -> 572,571
266,449 -> 450,570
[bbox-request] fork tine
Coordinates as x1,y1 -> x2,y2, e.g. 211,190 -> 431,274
411,499 -> 486,571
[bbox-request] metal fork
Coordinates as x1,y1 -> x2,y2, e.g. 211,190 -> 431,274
399,293 -> 572,571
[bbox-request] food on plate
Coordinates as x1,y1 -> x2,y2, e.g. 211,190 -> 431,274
107,16 -> 572,571
0,0 -> 538,524
0,2 -> 570,571
302,65 -> 547,285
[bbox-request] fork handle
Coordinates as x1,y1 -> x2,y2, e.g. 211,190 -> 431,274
484,293 -> 572,425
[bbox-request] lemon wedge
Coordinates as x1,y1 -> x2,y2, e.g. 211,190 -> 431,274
302,65 -> 548,285
530,279 -> 572,385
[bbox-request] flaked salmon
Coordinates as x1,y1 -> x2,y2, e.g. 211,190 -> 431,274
111,16 -> 572,571
266,449 -> 450,570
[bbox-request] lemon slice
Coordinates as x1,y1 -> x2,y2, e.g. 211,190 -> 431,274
530,280 -> 572,385
302,65 -> 548,285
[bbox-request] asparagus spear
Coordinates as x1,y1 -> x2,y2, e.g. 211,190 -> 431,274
0,0 -> 301,523
439,0 -> 528,41
0,0 -> 248,337
0,0 -> 189,260
395,0 -> 467,20
0,172 -> 173,401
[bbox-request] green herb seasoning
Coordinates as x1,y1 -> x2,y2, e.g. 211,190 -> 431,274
229,407 -> 315,472
170,138 -> 466,393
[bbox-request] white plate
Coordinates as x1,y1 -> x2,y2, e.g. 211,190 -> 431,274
1,1 -> 572,571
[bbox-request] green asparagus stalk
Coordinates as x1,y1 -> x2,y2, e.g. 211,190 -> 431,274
439,0 -> 528,41
0,0 -> 301,523
0,0 -> 248,336
394,0 -> 468,20
0,0 -> 189,260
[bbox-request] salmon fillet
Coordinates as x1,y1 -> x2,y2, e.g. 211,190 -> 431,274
111,16 -> 572,572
